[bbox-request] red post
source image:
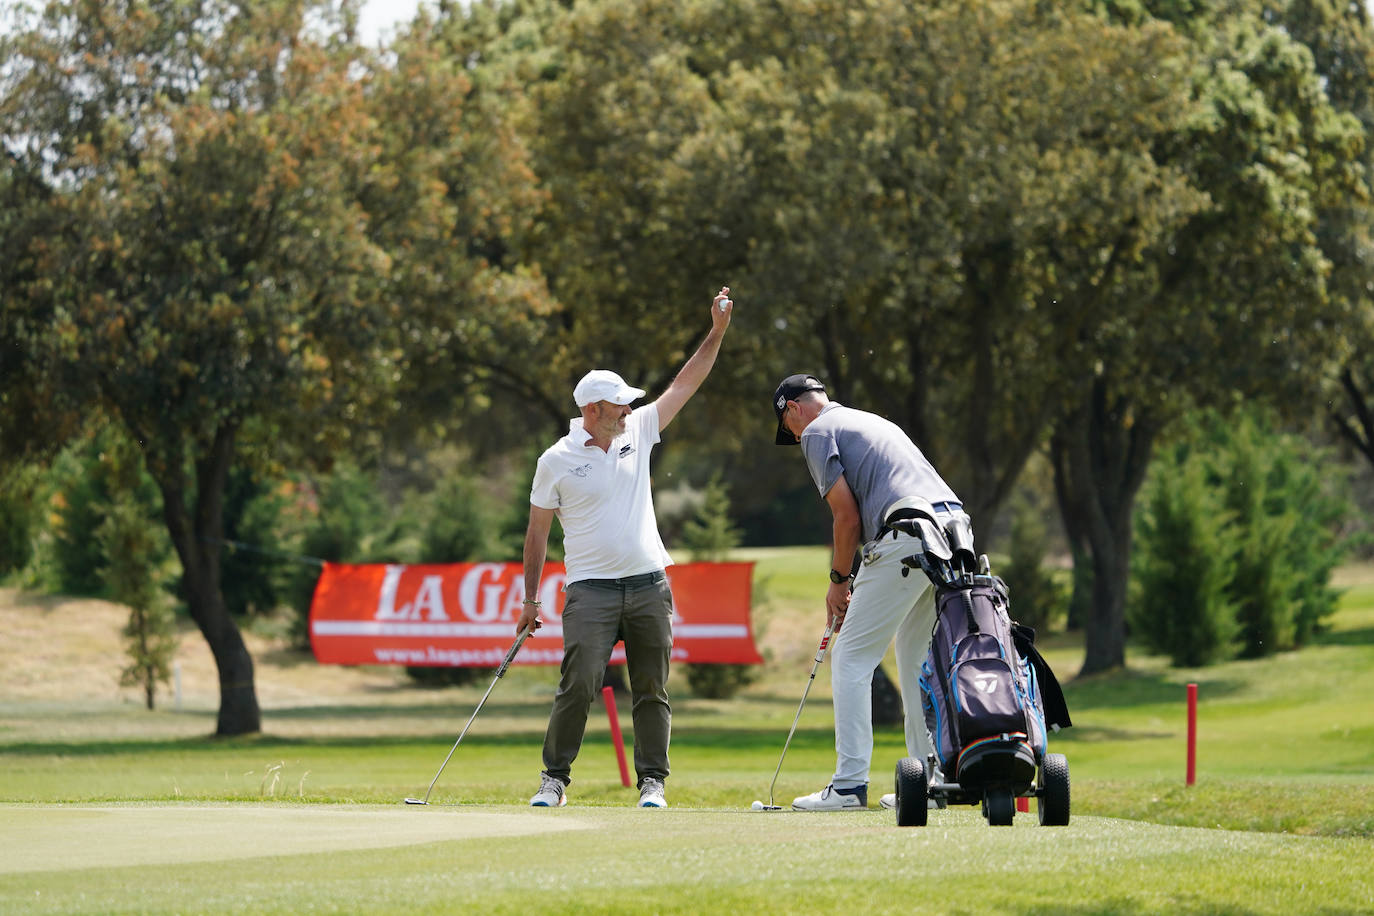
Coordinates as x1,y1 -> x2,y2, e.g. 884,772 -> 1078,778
1186,683 -> 1197,787
1016,796 -> 1029,813
602,686 -> 632,787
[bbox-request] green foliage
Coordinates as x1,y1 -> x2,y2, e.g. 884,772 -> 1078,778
218,469 -> 290,619
1001,495 -> 1069,635
44,439 -> 115,596
677,474 -> 755,697
417,477 -> 495,563
96,436 -> 177,711
679,476 -> 742,563
279,465 -> 404,648
684,662 -> 758,700
0,464 -> 39,579
1129,442 -> 1241,667
1131,409 -> 1350,665
102,499 -> 179,711
1199,411 -> 1349,654
41,426 -> 167,597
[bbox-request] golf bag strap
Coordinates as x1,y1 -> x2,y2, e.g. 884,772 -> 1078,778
1011,623 -> 1073,730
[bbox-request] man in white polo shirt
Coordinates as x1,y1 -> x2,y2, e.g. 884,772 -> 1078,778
517,286 -> 733,809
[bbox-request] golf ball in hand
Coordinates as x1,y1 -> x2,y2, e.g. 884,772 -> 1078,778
719,299 -> 731,312
751,800 -> 763,810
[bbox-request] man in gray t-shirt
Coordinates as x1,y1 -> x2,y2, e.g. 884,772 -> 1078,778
773,373 -> 971,811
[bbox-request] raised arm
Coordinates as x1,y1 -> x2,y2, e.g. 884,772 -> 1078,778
653,287 -> 733,431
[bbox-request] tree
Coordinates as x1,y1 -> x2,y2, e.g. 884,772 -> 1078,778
1276,0 -> 1374,474
1052,2 -> 1365,673
506,0 -> 1209,537
0,1 -> 533,733
98,434 -> 178,710
1129,438 -> 1240,668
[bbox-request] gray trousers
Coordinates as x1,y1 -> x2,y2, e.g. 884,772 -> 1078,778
541,570 -> 673,788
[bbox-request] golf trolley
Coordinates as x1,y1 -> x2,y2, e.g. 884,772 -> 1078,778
885,500 -> 1072,828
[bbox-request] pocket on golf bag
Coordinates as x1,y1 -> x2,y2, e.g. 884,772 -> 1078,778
919,663 -> 955,775
950,656 -> 1027,744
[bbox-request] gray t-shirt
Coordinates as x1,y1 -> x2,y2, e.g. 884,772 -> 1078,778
800,402 -> 960,542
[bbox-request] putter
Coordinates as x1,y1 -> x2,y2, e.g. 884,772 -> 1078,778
404,624 -> 534,806
754,621 -> 836,811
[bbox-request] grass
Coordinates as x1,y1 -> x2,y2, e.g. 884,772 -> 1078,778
1,554 -> 1373,913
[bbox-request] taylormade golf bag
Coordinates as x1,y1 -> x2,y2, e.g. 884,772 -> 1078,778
892,504 -> 1070,791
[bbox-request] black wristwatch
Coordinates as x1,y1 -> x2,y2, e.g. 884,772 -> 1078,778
829,568 -> 851,584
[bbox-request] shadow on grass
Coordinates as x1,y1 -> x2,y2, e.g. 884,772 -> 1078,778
1063,668 -> 1245,710
1312,626 -> 1374,648
0,724 -> 843,758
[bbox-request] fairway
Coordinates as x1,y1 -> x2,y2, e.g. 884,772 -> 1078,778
3,561 -> 1374,913
2,804 -> 1372,914
0,803 -> 589,874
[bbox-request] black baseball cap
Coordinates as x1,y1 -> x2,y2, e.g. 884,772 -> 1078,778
773,374 -> 826,445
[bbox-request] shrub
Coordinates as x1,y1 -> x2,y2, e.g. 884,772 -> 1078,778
217,469 -> 291,619
0,465 -> 39,579
44,435 -> 116,595
417,477 -> 491,563
679,475 -> 757,699
1129,441 -> 1240,667
686,662 -> 758,700
280,465 -> 398,649
678,475 -> 742,562
1130,408 -> 1349,665
1203,411 -> 1348,654
96,437 -> 177,710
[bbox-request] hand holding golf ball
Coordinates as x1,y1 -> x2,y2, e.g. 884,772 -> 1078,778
715,287 -> 732,315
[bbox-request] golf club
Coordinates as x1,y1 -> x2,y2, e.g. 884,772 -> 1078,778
754,621 -> 836,811
404,624 -> 534,806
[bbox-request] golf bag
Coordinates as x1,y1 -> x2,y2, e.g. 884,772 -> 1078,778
892,502 -> 1070,790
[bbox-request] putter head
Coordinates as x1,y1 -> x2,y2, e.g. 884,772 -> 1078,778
759,804 -> 783,811
403,797 -> 427,805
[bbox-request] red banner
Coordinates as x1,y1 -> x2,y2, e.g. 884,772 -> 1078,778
309,561 -> 763,667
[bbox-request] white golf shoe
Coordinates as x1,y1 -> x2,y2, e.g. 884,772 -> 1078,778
791,783 -> 867,810
638,777 -> 667,808
879,792 -> 943,810
530,773 -> 567,807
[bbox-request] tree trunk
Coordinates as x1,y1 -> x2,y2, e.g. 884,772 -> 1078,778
1331,366 -> 1374,468
150,424 -> 262,735
1053,379 -> 1159,676
1050,432 -> 1092,631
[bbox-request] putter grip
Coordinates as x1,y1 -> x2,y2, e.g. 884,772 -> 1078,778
495,626 -> 533,678
813,624 -> 835,664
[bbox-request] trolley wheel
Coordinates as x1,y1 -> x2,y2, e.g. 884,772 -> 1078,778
1038,752 -> 1071,827
984,787 -> 1015,826
894,757 -> 928,827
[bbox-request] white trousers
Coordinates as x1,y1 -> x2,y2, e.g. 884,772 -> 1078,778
828,520 -> 961,789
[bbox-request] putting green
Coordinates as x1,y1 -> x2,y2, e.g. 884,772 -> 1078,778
0,803 -> 590,874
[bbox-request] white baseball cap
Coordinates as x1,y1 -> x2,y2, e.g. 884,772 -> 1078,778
573,369 -> 646,407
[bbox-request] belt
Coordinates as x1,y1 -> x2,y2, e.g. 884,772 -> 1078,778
576,571 -> 666,589
883,501 -> 962,529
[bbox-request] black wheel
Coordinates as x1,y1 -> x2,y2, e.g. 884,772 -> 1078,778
894,757 -> 928,827
985,788 -> 1015,826
1038,753 -> 1071,826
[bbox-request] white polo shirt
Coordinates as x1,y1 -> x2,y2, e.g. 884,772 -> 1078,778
530,402 -> 673,584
